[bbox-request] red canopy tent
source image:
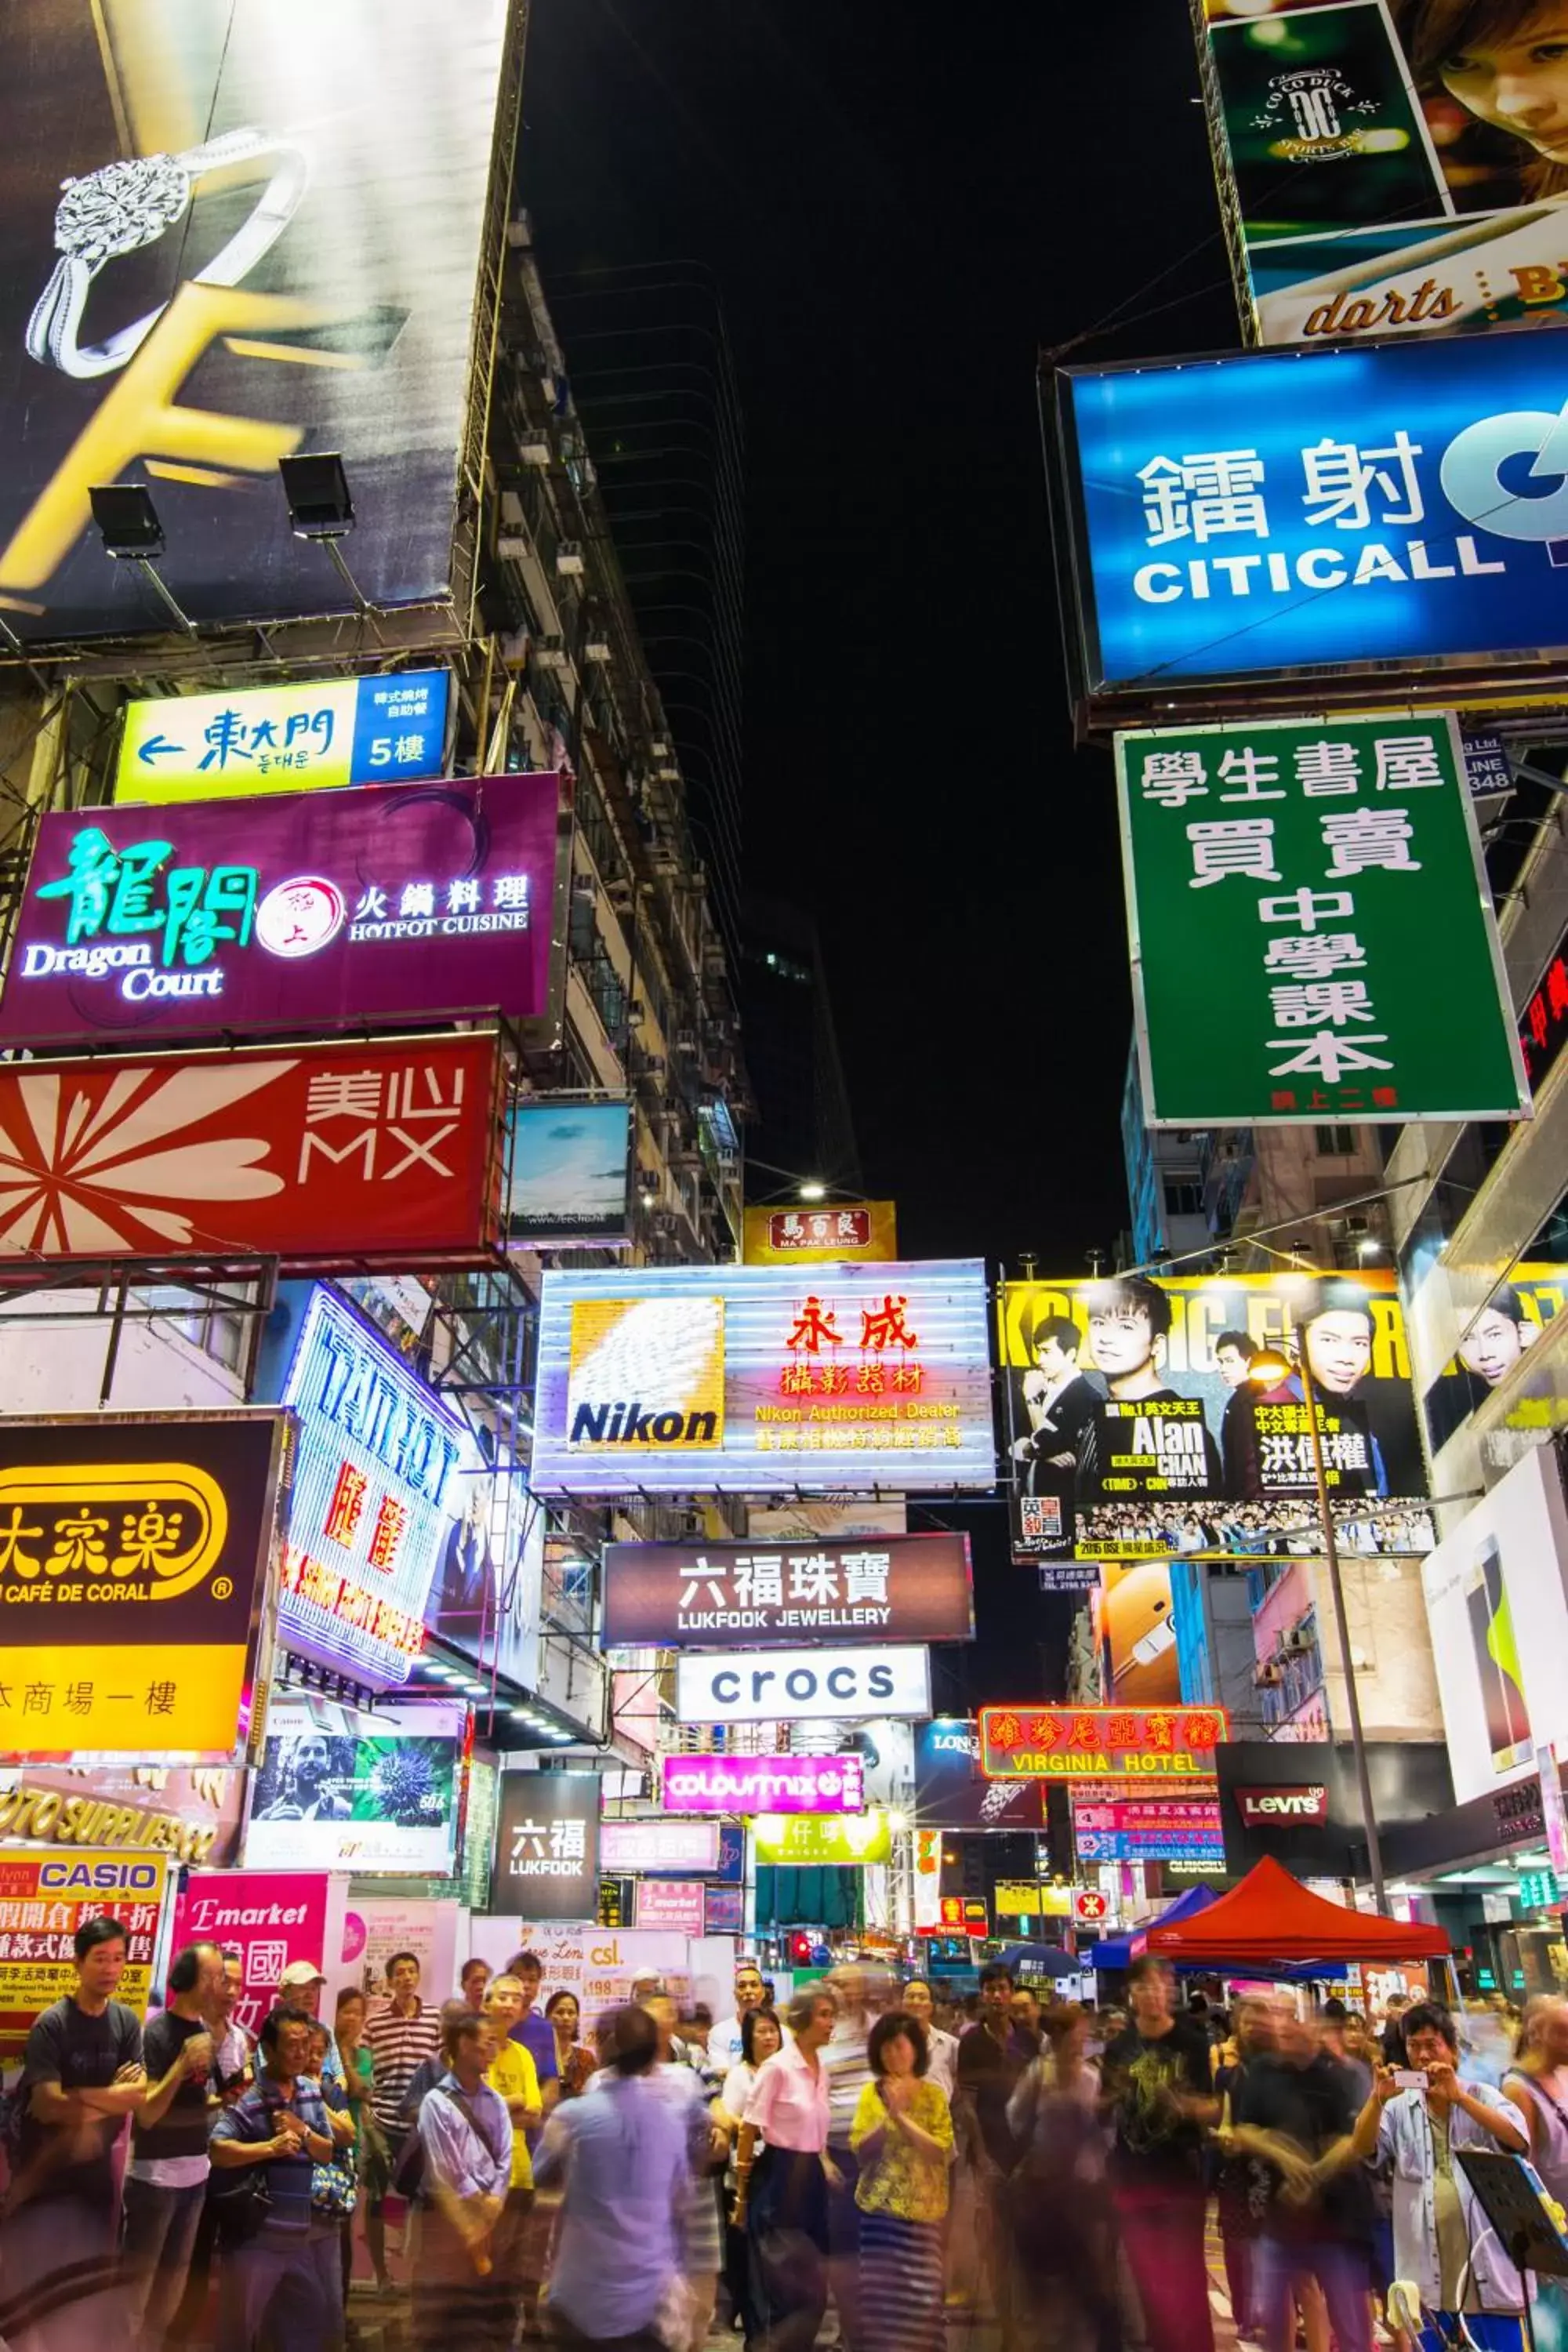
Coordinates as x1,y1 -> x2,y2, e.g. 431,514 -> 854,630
1139,1854 -> 1449,1965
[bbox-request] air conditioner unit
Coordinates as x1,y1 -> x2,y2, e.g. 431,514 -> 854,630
506,209 -> 535,249
535,634 -> 568,671
585,636 -> 611,663
556,541 -> 585,576
606,881 -> 635,914
497,534 -> 530,561
1280,1625 -> 1316,1656
674,1031 -> 699,1057
518,437 -> 551,467
501,490 -> 524,525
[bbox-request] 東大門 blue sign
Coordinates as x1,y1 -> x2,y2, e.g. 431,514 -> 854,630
1058,336 -> 1568,697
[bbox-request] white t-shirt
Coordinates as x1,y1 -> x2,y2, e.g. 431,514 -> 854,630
710,2014 -> 748,2071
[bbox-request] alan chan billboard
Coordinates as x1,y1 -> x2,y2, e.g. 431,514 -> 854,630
529,1261 -> 995,1497
1057,332 -> 1568,702
1,772 -> 561,1045
0,0 -> 511,641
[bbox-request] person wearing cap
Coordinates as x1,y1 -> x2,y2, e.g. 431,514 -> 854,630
276,1960 -> 345,2089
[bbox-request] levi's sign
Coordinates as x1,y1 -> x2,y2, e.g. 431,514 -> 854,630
602,1533 -> 973,1648
675,1644 -> 932,1726
1236,1785 -> 1330,1827
661,1755 -> 867,1817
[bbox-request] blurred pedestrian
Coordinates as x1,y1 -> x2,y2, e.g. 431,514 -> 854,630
718,2009 -> 782,2345
209,2005 -> 348,2352
332,1986 -> 379,2307
735,1989 -> 837,2352
506,1948 -> 562,2120
1008,1988 -> 1043,2063
1006,2003 -> 1118,2352
647,1993 -> 727,2351
849,2009 -> 953,2352
822,1968 -> 876,2352
412,2010 -> 513,2352
546,1991 -> 598,2100
122,1940 -> 223,2352
900,1980 -> 958,2098
1213,1993 -> 1278,2347
1101,1955 -> 1218,2352
954,1964 -> 1024,2330
479,1975 -> 543,2328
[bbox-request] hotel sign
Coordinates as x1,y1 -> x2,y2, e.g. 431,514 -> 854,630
979,1704 -> 1229,1782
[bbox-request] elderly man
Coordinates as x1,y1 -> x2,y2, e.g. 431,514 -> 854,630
710,1960 -> 768,2071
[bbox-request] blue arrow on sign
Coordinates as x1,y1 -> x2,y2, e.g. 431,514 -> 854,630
136,733 -> 184,764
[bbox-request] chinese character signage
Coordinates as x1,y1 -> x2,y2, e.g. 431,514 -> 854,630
979,1705 -> 1229,1782
171,1871 -> 341,2042
0,1412 -> 286,1759
599,1820 -> 720,1874
278,1287 -> 480,1690
0,1033 -> 503,1272
633,1880 -> 706,1935
0,1852 -> 167,2060
1196,0 -> 1568,347
1001,1270 -> 1433,1562
530,1261 -> 994,1497
1,772 -> 561,1045
751,1810 -> 891,1867
1057,335 -> 1568,700
742,1202 -> 898,1265
601,1532 -> 972,1648
503,1099 -> 632,1250
1118,717 -> 1523,1127
660,1755 -> 867,1817
1073,1796 -> 1225,1865
115,672 -> 452,804
913,1719 -> 1047,1829
675,1643 -> 932,1726
1519,925 -> 1568,1102
490,1771 -> 601,1921
242,1699 -> 463,1875
0,1762 -> 245,1868
0,0 -> 510,644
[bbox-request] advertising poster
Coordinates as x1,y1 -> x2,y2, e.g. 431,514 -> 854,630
1,772 -> 560,1046
704,1885 -> 744,1935
1118,717 -> 1524,1129
742,1203 -> 898,1265
503,1099 -> 632,1250
0,0 -> 511,642
1058,333 -> 1568,700
600,1821 -> 721,1874
172,1867 -> 346,2038
0,1850 -> 167,2060
633,1881 -> 706,1935
602,1531 -> 973,1648
278,1285 -> 481,1690
675,1643 -> 932,1726
530,1261 -> 995,1498
1197,0 -> 1568,346
490,1771 -> 601,1922
1093,1563 -> 1182,1707
978,1704 -> 1229,1783
0,1410 -> 286,1758
661,1755 -> 867,1817
243,1700 -> 464,1875
343,1896 -> 462,2003
1421,1443 -> 1568,1805
0,1760 -> 245,1867
463,1923 -> 736,2032
913,1719 -> 1047,1831
0,1032 -> 503,1272
752,1811 -> 891,1867
1000,1269 -> 1433,1561
1423,1265 -> 1568,1456
115,672 -> 452,803
1073,1796 -> 1225,1865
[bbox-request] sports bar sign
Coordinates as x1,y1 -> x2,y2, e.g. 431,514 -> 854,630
0,771 -> 560,1044
1117,717 -> 1524,1128
979,1705 -> 1229,1782
0,1033 -> 503,1271
601,1532 -> 973,1647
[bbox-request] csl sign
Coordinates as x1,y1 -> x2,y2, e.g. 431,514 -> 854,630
1236,1785 -> 1330,1828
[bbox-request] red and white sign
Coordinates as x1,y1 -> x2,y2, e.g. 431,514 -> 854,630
1073,1888 -> 1111,1923
0,1033 -> 502,1271
938,1895 -> 989,1936
1236,1784 -> 1330,1827
633,1880 -> 707,1936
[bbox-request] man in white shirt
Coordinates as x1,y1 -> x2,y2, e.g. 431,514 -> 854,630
709,1960 -> 768,2071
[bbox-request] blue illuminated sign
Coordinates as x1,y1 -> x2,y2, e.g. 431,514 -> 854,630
1059,337 -> 1568,695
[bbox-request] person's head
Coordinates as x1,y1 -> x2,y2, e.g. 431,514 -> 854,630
1401,2001 -> 1461,2071
827,1964 -> 868,2020
487,1974 -> 526,2034
978,1965 -> 1014,2023
1214,1330 -> 1258,1389
285,1731 -> 334,1789
215,1951 -> 244,2024
734,1962 -> 766,2015
1294,1279 -> 1375,1397
787,1989 -> 838,2052
1234,1994 -> 1278,2058
742,2006 -> 782,2067
1127,1955 -> 1176,2029
1188,1993 -> 1210,2020
869,2009 -> 928,2080
644,1991 -> 679,2058
74,1914 -> 129,2002
1458,1286 -> 1534,1385
278,1959 -> 327,2018
596,2002 -> 659,2077
1084,1276 -> 1172,1388
630,1971 -> 665,2007
1027,1311 -> 1083,1384
1010,1988 -> 1042,2038
167,1940 -> 224,2011
1042,2002 -> 1090,2069
901,1978 -> 935,2026
443,2009 -> 495,2082
1400,0 -> 1568,169
336,1986 -> 366,2045
508,1951 -> 543,2012
387,1951 -> 422,2005
460,1957 -> 492,2011
545,1989 -> 580,2042
1517,1994 -> 1568,2067
307,2022 -> 330,2076
1275,1999 -> 1316,2067
261,2004 -> 314,2082
1385,1992 -> 1410,2020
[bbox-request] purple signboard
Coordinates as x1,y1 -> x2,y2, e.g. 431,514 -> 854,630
661,1753 -> 867,1817
0,772 -> 561,1045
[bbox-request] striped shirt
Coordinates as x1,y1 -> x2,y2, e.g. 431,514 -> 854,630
824,2017 -> 873,2147
363,2000 -> 441,2135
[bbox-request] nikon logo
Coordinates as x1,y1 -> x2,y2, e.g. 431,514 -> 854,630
568,1399 -> 719,1446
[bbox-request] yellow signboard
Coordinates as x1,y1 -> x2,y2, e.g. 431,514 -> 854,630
753,1810 -> 891,1867
742,1203 -> 898,1265
0,1850 -> 168,2058
114,670 -> 450,804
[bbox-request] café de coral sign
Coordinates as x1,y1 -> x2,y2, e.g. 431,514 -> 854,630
978,1704 -> 1229,1783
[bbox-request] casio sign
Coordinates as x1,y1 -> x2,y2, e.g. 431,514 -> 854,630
1236,1785 -> 1329,1828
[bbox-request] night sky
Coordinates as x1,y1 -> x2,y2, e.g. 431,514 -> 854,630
521,5 -> 1243,1700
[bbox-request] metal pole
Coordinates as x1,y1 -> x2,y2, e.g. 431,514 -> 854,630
1299,1346 -> 1387,1914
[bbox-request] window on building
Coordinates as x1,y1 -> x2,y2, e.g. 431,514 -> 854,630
1314,1125 -> 1356,1158
1163,1178 -> 1203,1217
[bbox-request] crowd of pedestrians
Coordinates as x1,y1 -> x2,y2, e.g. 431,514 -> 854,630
2,1913 -> 1559,2352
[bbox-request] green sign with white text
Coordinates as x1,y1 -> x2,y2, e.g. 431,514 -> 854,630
1116,715 -> 1527,1128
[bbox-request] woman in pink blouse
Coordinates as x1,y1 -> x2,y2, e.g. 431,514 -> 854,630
733,1990 -> 838,2351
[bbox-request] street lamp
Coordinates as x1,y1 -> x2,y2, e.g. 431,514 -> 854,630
1248,1338 -> 1387,1915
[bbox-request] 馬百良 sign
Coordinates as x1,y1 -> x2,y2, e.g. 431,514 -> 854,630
601,1531 -> 972,1648
114,672 -> 451,803
979,1704 -> 1229,1782
1118,716 -> 1524,1128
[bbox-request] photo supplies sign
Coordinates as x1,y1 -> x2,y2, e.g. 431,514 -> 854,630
491,1771 -> 601,1922
115,671 -> 451,803
602,1531 -> 973,1648
0,1411 -> 287,1758
1118,717 -> 1523,1128
675,1644 -> 932,1726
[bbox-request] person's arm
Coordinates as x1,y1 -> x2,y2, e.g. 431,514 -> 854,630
850,2078 -> 889,2165
1345,2064 -> 1402,2165
532,2105 -> 572,2191
1504,2078 -> 1546,2159
322,2085 -> 357,2147
496,2047 -> 542,2134
1175,2033 -> 1219,2128
210,2110 -> 291,2169
886,2081 -> 950,2162
1439,2068 -> 1527,2152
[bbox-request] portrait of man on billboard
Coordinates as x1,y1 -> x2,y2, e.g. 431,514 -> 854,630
1457,1283 -> 1538,1388
1075,1275 -> 1223,1499
1008,1308 -> 1100,1509
1224,1277 -> 1389,1502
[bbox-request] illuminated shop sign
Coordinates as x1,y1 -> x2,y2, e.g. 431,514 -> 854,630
114,671 -> 451,803
675,1643 -> 932,1726
603,1531 -> 973,1648
741,1203 -> 898,1264
1073,1796 -> 1225,1864
979,1704 -> 1229,1781
660,1754 -> 866,1817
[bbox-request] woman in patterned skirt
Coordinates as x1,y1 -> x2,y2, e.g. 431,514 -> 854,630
848,2009 -> 954,2352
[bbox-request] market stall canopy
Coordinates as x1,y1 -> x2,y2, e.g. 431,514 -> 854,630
1142,1855 -> 1449,1965
1091,1883 -> 1218,1973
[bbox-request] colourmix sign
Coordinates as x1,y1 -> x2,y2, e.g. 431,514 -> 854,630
601,1532 -> 973,1647
530,1261 -> 994,1497
661,1755 -> 867,1816
1,772 -> 561,1045
1119,715 -> 1524,1128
